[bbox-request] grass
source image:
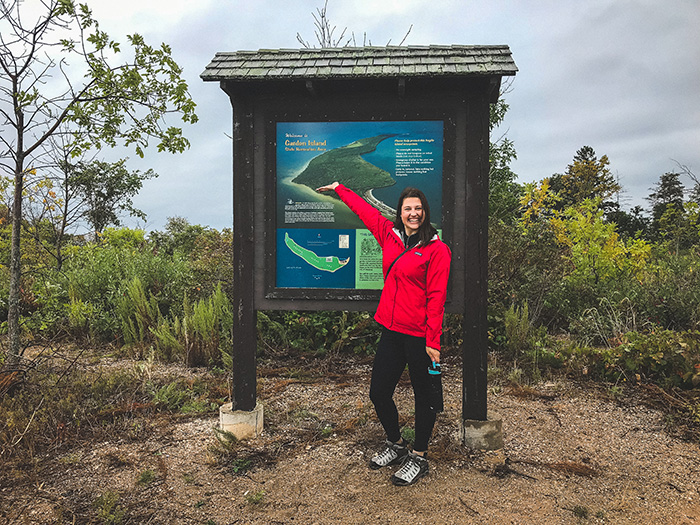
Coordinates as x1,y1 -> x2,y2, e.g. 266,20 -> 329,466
289,407 -> 320,422
245,490 -> 266,505
136,469 -> 156,486
231,458 -> 252,474
319,422 -> 334,438
571,505 -> 589,519
207,428 -> 258,474
58,453 -> 82,465
1,349 -> 224,465
401,426 -> 416,446
211,428 -> 238,453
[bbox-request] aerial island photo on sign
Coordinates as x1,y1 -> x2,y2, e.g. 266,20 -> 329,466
276,121 -> 443,290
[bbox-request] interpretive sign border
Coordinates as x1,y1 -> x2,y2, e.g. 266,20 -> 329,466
255,96 -> 461,311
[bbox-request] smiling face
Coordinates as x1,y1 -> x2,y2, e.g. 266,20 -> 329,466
400,197 -> 424,236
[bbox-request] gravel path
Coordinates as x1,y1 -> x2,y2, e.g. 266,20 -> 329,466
2,359 -> 699,524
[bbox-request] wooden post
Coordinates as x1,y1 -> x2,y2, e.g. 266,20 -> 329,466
227,85 -> 257,412
462,90 -> 490,422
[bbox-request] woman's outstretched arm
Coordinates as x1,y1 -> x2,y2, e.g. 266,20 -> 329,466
316,181 -> 392,246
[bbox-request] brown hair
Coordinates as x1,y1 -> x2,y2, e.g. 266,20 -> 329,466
393,187 -> 438,246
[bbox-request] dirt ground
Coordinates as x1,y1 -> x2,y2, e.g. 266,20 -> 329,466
2,354 -> 700,524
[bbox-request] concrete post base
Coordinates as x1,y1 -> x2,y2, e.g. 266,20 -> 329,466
219,402 -> 263,440
457,414 -> 504,450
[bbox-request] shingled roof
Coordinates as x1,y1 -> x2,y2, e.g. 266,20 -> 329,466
201,45 -> 517,82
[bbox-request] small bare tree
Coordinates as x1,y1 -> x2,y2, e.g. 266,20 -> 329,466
296,0 -> 412,48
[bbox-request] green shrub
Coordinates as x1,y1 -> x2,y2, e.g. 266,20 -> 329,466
598,330 -> 700,388
550,246 -> 700,338
639,247 -> 700,330
23,278 -> 70,336
258,311 -> 379,356
93,490 -> 126,524
26,232 -> 193,341
256,311 -> 289,356
0,264 -> 9,323
67,297 -> 97,339
442,313 -> 464,349
76,238 -> 188,329
149,219 -> 233,300
488,219 -> 567,329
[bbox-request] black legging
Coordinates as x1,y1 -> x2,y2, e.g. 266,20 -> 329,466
369,327 -> 437,452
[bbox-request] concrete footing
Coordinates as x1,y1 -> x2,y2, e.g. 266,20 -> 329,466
219,402 -> 263,440
457,414 -> 504,450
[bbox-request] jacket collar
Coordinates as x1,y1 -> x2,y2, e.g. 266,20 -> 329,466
392,228 -> 438,248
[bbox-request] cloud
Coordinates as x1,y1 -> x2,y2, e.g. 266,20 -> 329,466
81,0 -> 700,230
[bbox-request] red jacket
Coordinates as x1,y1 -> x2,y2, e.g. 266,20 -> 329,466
335,184 -> 451,350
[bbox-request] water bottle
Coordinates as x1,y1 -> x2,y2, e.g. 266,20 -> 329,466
428,361 -> 441,376
427,361 -> 444,413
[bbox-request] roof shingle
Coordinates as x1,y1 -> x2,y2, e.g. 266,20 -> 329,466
201,45 -> 517,81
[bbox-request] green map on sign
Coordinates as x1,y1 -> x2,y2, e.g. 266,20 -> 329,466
285,233 -> 350,273
291,134 -> 396,195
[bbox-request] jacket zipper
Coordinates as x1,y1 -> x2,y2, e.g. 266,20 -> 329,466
385,236 -> 415,328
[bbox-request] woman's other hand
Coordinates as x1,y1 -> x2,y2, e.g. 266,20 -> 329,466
316,182 -> 340,192
426,346 -> 440,364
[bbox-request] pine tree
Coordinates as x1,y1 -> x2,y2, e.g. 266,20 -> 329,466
549,146 -> 621,209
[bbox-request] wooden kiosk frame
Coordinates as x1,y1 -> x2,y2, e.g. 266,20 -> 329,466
201,45 -> 517,427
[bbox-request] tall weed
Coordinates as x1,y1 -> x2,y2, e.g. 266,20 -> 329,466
504,303 -> 530,357
151,285 -> 232,367
117,276 -> 162,351
573,296 -> 651,347
182,285 -> 232,367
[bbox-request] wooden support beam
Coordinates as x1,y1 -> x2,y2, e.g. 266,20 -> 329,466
462,90 -> 490,421
228,85 -> 257,412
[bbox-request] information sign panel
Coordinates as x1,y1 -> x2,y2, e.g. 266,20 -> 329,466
276,121 -> 443,289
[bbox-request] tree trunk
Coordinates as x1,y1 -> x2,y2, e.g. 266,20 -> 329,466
6,164 -> 24,367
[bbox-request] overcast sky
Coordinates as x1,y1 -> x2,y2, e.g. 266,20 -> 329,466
84,0 -> 700,232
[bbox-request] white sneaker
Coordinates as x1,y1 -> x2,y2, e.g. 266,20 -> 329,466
369,440 -> 408,470
391,451 -> 429,485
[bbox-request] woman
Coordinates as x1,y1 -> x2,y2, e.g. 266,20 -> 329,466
316,181 -> 451,486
